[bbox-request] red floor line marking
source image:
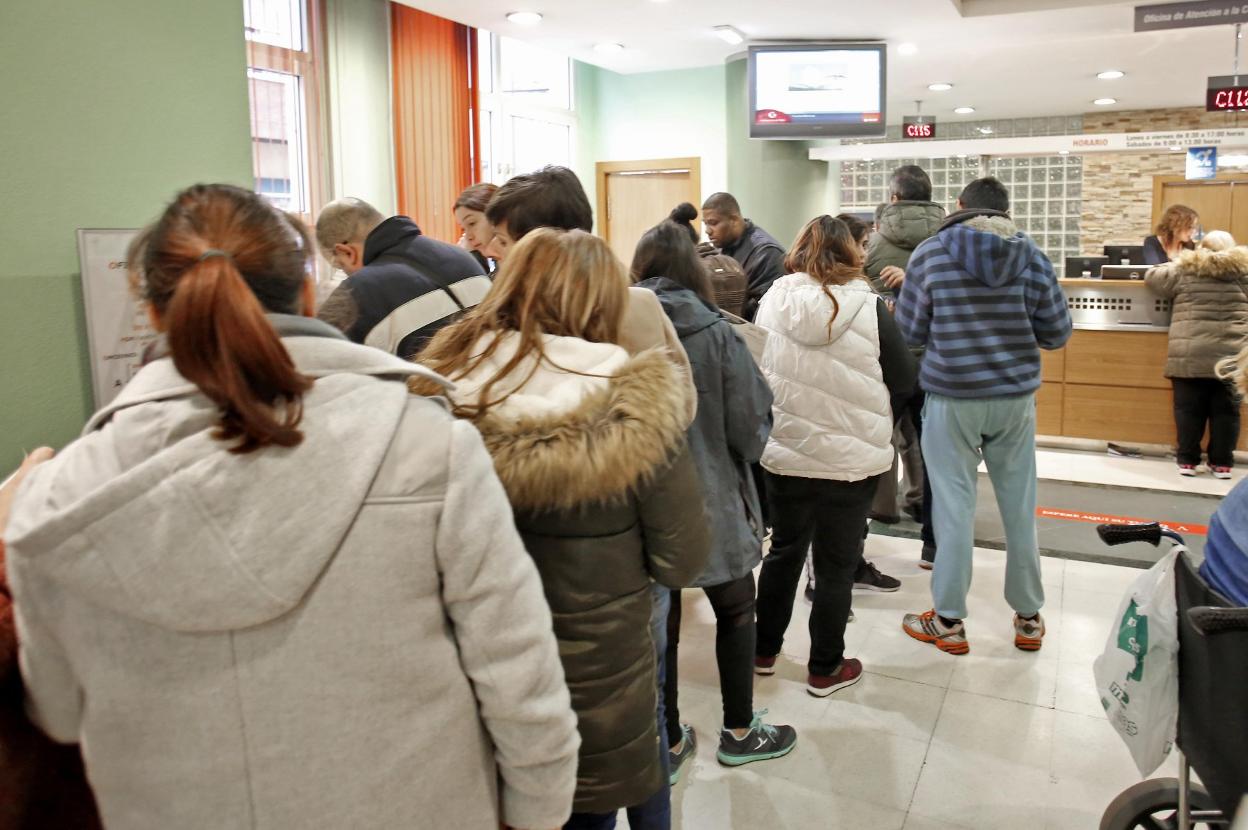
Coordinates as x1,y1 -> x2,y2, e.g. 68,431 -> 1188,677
1036,507 -> 1208,536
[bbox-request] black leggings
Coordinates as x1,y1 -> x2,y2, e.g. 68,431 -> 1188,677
664,573 -> 756,744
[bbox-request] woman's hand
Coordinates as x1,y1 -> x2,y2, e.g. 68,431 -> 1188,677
0,447 -> 54,538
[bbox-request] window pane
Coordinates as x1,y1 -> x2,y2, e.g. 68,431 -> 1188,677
244,0 -> 304,51
499,36 -> 570,110
511,116 -> 570,174
477,29 -> 494,95
247,68 -> 307,212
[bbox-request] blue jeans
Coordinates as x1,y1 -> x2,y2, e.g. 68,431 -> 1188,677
921,393 -> 1044,621
566,585 -> 672,830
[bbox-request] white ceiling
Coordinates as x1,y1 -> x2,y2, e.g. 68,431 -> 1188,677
397,0 -> 1243,124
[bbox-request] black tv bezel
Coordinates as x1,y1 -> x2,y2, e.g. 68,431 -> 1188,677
748,42 -> 888,140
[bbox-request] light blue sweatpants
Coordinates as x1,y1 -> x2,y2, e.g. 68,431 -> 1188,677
921,392 -> 1045,621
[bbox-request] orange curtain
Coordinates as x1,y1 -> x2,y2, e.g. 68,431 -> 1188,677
391,5 -> 479,244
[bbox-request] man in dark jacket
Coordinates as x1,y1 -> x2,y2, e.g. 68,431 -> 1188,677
865,165 -> 944,566
865,165 -> 946,300
896,177 -> 1072,657
315,197 -> 489,358
701,193 -> 786,321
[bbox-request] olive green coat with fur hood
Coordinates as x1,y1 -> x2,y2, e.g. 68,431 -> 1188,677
1146,246 -> 1248,378
865,200 -> 946,299
440,332 -> 712,814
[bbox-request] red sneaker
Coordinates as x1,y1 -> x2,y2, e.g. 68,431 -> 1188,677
807,658 -> 863,697
754,655 -> 777,676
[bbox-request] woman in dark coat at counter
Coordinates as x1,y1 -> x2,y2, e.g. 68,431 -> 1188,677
1146,230 -> 1248,477
632,220 -> 798,784
1144,204 -> 1199,265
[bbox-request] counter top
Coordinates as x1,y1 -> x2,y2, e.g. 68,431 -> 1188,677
1060,278 -> 1150,286
1072,323 -> 1169,332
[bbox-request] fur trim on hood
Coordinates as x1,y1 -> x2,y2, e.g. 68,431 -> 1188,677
1170,245 -> 1248,280
471,349 -> 689,512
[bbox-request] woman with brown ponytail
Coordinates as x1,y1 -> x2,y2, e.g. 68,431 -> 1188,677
2,184 -> 579,830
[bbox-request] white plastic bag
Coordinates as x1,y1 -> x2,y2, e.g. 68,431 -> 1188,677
1092,549 -> 1180,777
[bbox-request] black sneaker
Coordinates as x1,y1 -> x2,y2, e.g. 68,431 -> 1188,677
854,559 -> 901,592
716,710 -> 797,767
669,723 -> 697,785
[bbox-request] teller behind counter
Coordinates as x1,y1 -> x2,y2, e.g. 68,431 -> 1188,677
1144,203 -> 1199,265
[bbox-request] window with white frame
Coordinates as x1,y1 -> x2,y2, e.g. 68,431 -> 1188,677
476,30 -> 576,183
243,0 -> 322,218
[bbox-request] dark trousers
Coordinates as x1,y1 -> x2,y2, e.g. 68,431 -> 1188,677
756,471 -> 882,676
664,573 -> 756,745
907,388 -> 937,561
1173,377 -> 1240,467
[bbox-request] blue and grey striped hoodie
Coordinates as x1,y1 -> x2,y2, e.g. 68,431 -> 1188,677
895,213 -> 1072,398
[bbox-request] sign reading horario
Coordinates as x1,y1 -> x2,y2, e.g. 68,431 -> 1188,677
1135,0 -> 1248,31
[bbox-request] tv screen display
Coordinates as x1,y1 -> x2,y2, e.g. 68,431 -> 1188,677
748,44 -> 887,139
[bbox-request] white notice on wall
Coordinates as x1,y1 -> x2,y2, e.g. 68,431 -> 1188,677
77,229 -> 154,409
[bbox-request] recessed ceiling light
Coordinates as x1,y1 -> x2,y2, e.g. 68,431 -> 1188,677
928,82 -> 953,92
954,106 -> 975,114
506,11 -> 543,25
1059,149 -> 1070,155
594,42 -> 624,54
1093,97 -> 1117,106
714,25 -> 746,45
1170,145 -> 1183,151
898,42 -> 918,56
1097,70 -> 1125,80
978,126 -> 994,135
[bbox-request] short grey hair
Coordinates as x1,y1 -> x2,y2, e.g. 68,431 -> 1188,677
315,197 -> 384,259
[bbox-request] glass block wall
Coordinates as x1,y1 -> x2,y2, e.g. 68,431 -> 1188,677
837,115 -> 1084,276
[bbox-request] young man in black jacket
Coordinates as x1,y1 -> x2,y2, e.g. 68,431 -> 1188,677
701,193 -> 786,322
315,197 -> 489,358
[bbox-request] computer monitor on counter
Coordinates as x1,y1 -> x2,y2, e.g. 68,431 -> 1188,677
1101,264 -> 1150,280
1065,256 -> 1109,278
1103,244 -> 1146,265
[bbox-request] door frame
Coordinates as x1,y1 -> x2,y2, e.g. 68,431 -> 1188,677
1151,172 -> 1248,226
595,157 -> 702,248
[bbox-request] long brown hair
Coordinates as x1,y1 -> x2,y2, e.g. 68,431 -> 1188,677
130,184 -> 313,454
1156,204 -> 1199,248
784,215 -> 864,333
411,228 -> 628,416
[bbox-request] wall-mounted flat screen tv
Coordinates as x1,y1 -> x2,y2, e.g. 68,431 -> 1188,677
748,43 -> 887,139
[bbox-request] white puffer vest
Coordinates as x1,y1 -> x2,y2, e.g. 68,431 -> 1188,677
756,274 -> 894,482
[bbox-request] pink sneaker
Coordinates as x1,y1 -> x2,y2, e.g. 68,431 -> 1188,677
1178,464 -> 1198,477
1213,466 -> 1233,480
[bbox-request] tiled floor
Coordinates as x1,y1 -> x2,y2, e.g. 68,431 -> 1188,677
668,534 -> 1177,830
1032,447 -> 1242,497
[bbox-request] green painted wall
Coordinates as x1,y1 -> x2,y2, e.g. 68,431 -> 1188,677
0,0 -> 253,472
574,58 -> 833,247
723,58 -> 832,248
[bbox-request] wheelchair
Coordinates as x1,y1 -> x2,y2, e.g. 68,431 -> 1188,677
1096,522 -> 1248,830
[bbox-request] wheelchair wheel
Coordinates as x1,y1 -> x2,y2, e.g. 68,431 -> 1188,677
1099,777 -> 1221,830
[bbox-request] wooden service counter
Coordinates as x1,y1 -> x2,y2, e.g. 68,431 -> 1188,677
1040,279 -> 1247,448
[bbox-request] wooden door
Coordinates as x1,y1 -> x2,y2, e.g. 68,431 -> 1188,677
1153,174 -> 1248,239
596,158 -> 701,266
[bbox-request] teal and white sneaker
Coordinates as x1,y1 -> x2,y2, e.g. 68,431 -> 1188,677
669,723 -> 697,785
716,710 -> 797,767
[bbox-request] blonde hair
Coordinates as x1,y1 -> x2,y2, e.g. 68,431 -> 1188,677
1201,230 -> 1236,252
315,197 -> 384,260
409,228 -> 629,415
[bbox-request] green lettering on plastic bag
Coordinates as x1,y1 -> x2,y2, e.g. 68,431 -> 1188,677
1117,600 -> 1149,682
